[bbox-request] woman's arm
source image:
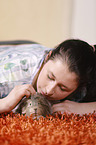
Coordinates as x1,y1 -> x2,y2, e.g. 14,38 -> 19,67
0,84 -> 36,113
52,100 -> 96,115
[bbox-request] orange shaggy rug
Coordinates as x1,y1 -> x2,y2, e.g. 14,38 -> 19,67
0,112 -> 96,145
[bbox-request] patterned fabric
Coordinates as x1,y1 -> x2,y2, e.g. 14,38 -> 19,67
0,44 -> 50,98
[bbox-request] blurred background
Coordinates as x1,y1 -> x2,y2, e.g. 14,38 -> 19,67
0,0 -> 96,48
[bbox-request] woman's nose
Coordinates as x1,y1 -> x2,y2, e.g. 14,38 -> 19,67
46,83 -> 56,95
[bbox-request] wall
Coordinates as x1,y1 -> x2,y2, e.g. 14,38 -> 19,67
71,0 -> 96,45
0,0 -> 72,48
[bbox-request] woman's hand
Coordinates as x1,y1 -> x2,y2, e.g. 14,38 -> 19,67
52,100 -> 96,115
2,84 -> 36,113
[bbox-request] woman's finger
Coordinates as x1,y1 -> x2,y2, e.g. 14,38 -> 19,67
52,102 -> 72,114
22,84 -> 36,95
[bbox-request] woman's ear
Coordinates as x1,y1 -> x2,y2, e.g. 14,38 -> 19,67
44,50 -> 52,62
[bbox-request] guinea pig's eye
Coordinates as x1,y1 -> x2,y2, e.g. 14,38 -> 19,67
30,103 -> 32,106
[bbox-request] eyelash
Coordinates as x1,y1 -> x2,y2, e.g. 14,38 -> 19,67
59,86 -> 65,91
47,75 -> 53,80
47,74 -> 54,80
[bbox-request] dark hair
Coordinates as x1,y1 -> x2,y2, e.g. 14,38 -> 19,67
49,39 -> 96,102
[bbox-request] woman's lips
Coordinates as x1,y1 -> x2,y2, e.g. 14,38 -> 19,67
41,91 -> 48,97
40,91 -> 53,100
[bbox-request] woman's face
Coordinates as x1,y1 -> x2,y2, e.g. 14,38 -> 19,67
36,59 -> 78,101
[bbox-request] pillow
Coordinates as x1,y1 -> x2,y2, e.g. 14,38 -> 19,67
0,43 -> 50,98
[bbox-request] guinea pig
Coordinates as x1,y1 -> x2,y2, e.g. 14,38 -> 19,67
13,93 -> 52,119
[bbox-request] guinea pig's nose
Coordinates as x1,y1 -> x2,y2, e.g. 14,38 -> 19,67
34,108 -> 37,115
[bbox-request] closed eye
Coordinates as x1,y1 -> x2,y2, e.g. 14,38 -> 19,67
47,74 -> 55,81
59,85 -> 66,91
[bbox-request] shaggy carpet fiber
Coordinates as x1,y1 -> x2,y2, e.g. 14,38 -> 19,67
0,112 -> 96,145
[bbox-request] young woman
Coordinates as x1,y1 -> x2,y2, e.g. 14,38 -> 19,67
0,39 -> 96,114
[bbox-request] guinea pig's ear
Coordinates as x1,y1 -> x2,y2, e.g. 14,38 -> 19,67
44,50 -> 52,63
